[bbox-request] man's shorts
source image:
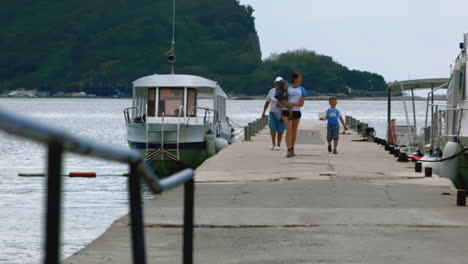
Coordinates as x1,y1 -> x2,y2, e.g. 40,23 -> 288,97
269,112 -> 285,133
327,124 -> 340,141
281,110 -> 302,120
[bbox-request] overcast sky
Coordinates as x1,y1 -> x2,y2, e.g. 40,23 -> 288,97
238,0 -> 468,83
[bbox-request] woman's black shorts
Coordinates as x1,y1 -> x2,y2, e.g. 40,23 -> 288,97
282,110 -> 302,120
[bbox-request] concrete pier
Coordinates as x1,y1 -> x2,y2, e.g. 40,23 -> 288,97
65,122 -> 468,263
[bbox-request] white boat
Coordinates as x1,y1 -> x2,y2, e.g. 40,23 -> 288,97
123,74 -> 235,176
122,0 -> 236,176
430,32 -> 468,188
387,33 -> 468,188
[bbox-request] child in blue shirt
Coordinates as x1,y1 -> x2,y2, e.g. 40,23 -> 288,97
320,96 -> 348,154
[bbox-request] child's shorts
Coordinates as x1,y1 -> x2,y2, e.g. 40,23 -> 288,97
327,124 -> 340,141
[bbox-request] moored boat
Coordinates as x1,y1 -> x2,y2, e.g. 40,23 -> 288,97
123,74 -> 235,176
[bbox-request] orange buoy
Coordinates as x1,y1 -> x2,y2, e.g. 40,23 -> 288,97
69,172 -> 96,178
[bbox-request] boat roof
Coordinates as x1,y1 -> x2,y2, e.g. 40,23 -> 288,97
133,74 -> 227,98
387,78 -> 449,92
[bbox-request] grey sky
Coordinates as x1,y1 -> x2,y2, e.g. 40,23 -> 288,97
238,0 -> 468,83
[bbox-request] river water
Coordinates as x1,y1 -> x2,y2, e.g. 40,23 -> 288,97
0,97 -> 434,263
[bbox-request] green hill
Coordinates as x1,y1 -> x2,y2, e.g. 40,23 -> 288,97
0,0 -> 386,96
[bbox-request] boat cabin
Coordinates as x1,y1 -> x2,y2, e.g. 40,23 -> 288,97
129,74 -> 227,124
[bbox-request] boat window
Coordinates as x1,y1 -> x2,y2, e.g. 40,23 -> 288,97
217,95 -> 225,119
147,88 -> 156,117
187,88 -> 197,117
459,67 -> 466,100
158,88 -> 184,117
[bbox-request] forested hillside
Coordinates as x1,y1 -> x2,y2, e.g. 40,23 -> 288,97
0,0 -> 386,96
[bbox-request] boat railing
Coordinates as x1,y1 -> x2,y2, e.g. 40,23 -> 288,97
124,106 -> 143,124
186,106 -> 218,127
161,112 -> 166,150
433,108 -> 468,139
0,107 -> 195,264
176,105 -> 184,158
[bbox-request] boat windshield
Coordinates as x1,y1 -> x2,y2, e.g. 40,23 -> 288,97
158,88 -> 184,117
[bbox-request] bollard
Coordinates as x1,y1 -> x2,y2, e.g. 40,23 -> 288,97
424,167 -> 432,177
398,152 -> 409,162
346,116 -> 352,126
415,161 -> 422,173
457,190 -> 467,206
360,123 -> 368,135
248,122 -> 253,136
244,126 -> 250,141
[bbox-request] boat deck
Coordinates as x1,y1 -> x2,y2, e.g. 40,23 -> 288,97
65,122 -> 468,263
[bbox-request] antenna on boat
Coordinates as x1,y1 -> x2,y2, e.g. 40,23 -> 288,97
166,0 -> 176,74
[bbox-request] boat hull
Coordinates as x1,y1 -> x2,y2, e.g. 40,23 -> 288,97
126,123 -> 231,176
131,146 -> 208,176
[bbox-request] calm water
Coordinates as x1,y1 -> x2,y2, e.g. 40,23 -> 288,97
0,97 -> 433,263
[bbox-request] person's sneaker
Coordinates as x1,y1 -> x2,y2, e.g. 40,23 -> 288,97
275,145 -> 281,151
291,148 -> 296,156
270,144 -> 275,150
328,145 -> 332,153
286,149 -> 292,158
333,149 -> 337,154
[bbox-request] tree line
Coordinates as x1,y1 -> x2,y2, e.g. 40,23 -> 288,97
0,0 -> 386,96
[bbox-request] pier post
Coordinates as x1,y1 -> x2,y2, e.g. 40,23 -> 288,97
244,126 -> 251,141
393,148 -> 400,157
128,163 -> 147,264
183,179 -> 195,264
424,167 -> 432,177
457,190 -> 467,206
44,142 -> 63,264
415,162 -> 422,173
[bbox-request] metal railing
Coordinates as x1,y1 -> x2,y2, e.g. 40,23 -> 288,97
0,108 -> 195,264
186,106 -> 218,127
124,106 -> 143,124
433,108 -> 468,138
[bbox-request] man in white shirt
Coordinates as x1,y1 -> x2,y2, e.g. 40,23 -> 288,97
261,76 -> 285,150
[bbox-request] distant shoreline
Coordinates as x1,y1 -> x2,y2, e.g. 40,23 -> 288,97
229,96 -> 442,101
0,95 -> 442,101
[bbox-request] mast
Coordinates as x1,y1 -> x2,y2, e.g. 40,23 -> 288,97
167,0 -> 176,74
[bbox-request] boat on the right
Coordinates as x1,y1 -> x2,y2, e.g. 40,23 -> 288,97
388,33 -> 468,189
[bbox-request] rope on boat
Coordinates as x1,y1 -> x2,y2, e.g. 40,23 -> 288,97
419,147 -> 468,163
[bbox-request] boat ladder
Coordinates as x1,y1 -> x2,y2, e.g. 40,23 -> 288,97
145,106 -> 183,164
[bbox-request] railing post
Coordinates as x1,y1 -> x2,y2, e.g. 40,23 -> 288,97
183,178 -> 195,264
244,126 -> 251,141
44,142 -> 63,264
129,163 -> 146,264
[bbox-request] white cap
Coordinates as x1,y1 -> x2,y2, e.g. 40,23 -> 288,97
274,76 -> 283,83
